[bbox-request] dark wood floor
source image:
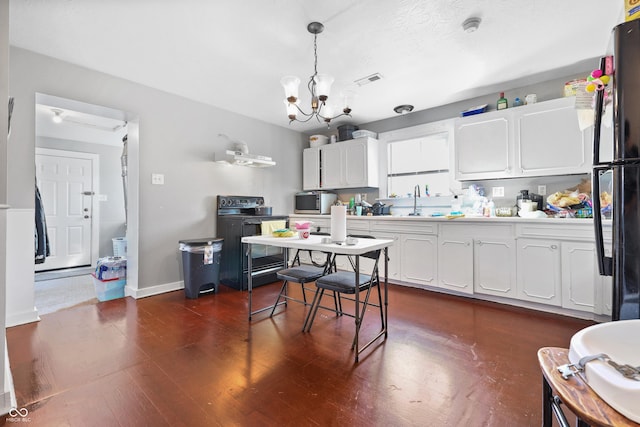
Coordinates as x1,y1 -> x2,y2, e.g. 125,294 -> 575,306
5,282 -> 593,426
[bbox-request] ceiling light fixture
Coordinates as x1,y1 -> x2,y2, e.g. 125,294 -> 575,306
462,17 -> 481,33
393,105 -> 414,115
51,109 -> 63,124
281,22 -> 352,127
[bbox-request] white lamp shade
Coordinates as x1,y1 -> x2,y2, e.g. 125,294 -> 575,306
284,100 -> 298,118
281,76 -> 300,100
341,90 -> 355,110
314,74 -> 334,99
321,103 -> 335,118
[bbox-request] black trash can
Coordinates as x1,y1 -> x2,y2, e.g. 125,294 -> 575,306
179,237 -> 223,299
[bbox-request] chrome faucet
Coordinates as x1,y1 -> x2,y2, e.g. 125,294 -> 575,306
409,185 -> 421,216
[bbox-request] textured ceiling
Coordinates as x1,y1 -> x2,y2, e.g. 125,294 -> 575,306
10,0 -> 624,133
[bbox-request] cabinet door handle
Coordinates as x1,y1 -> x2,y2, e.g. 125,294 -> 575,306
550,245 -> 558,250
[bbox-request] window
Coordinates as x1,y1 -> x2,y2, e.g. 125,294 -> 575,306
387,132 -> 450,197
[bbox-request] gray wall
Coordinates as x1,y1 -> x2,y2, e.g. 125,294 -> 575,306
9,47 -> 305,290
37,136 -> 127,257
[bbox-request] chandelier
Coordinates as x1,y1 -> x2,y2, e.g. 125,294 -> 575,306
281,22 -> 352,126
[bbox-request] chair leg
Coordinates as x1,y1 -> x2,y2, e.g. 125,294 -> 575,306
351,284 -> 376,351
304,288 -> 325,332
269,280 -> 288,317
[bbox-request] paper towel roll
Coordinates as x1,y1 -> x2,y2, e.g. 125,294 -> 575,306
331,205 -> 347,243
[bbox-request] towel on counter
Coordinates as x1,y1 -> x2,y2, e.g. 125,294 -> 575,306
261,220 -> 286,236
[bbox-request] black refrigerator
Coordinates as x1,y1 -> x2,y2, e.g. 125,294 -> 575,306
593,19 -> 640,320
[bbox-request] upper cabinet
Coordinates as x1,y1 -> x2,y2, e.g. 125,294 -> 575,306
454,98 -> 592,181
454,110 -> 512,180
303,137 -> 379,190
302,147 -> 321,190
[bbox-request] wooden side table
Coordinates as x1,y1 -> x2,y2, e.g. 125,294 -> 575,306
538,347 -> 640,427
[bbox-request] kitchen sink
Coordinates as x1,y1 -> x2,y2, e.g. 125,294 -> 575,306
568,320 -> 640,423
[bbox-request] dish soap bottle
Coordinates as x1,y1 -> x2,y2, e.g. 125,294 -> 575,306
497,92 -> 508,110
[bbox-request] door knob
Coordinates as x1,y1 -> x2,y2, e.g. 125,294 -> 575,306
84,215 -> 90,219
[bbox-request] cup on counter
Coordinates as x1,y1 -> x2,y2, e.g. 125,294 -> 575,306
298,229 -> 310,239
355,206 -> 363,216
525,94 -> 537,104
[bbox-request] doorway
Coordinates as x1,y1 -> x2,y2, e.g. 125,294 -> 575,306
34,93 -> 137,314
35,148 -> 99,271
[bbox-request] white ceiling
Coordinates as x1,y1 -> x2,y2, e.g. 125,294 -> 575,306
10,1 -> 624,134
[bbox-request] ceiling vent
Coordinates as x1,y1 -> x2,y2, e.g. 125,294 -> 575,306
354,73 -> 383,86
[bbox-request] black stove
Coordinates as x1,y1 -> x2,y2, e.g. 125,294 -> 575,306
216,196 -> 288,290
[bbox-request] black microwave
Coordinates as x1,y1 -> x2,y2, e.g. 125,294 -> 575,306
294,191 -> 337,214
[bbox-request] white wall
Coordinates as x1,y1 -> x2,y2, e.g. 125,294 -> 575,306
8,47 -> 305,295
1,0 -> 13,416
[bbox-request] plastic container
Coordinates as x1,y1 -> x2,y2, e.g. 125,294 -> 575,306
460,104 -> 488,117
95,256 -> 127,280
112,237 -> 127,257
91,274 -> 126,301
337,124 -> 359,141
179,238 -> 223,299
352,130 -> 377,139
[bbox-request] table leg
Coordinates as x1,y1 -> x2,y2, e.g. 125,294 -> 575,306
542,374 -> 553,427
384,247 -> 388,337
247,243 -> 253,321
354,255 -> 360,363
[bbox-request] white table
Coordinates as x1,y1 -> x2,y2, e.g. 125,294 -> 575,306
241,234 -> 393,360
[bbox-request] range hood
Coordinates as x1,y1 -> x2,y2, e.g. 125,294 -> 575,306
214,149 -> 276,167
214,135 -> 276,167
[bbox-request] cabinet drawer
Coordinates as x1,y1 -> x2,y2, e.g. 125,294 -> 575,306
516,223 -> 595,241
440,223 -> 513,239
370,220 -> 437,235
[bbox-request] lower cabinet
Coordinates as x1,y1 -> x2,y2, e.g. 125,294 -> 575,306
438,235 -> 473,294
439,224 -> 515,296
516,238 -> 562,306
474,238 -> 517,298
561,241 -> 598,312
400,234 -> 438,286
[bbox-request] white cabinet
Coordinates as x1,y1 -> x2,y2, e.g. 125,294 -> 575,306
400,234 -> 438,286
320,137 -> 379,189
302,147 -> 321,190
454,110 -> 512,180
370,231 -> 400,282
515,98 -> 591,177
474,237 -> 517,298
454,98 -> 591,181
516,238 -> 562,306
369,220 -> 437,289
438,224 -> 515,296
438,235 -> 473,294
561,241 -> 598,312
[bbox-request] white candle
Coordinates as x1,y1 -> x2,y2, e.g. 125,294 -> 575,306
330,205 -> 347,243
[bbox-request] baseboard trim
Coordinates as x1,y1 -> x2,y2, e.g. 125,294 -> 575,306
5,309 -> 40,328
127,281 -> 184,299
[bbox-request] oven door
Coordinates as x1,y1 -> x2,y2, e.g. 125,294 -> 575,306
241,218 -> 288,287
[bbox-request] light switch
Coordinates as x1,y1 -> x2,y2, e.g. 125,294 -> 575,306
151,173 -> 165,185
537,185 -> 547,196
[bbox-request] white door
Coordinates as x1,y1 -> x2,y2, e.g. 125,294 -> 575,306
35,149 -> 97,271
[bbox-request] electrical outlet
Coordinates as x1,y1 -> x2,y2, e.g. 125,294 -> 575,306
151,173 -> 165,185
537,185 -> 547,196
492,187 -> 504,197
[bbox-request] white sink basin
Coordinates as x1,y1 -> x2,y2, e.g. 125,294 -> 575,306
568,320 -> 640,423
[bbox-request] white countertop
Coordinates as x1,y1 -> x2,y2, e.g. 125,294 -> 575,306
289,213 -> 607,225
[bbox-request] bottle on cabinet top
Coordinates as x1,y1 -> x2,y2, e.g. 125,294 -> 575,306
497,92 -> 508,110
